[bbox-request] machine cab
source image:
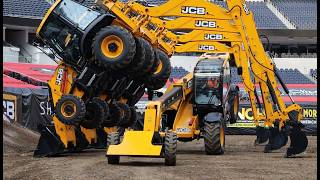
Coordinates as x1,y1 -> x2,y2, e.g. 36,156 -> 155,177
193,53 -> 231,110
36,0 -> 110,64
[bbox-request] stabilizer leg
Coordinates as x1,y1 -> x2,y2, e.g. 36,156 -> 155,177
33,124 -> 65,157
285,111 -> 308,157
254,126 -> 270,145
264,123 -> 288,153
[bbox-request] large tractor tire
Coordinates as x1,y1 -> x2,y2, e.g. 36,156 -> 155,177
106,132 -> 120,164
228,85 -> 240,124
164,131 -> 177,166
128,37 -> 146,74
81,98 -> 109,129
122,106 -> 138,128
55,95 -> 86,125
145,49 -> 171,90
203,121 -> 225,155
138,38 -> 155,75
116,102 -> 132,128
92,25 -> 136,70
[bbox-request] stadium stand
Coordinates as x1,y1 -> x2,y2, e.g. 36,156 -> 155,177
309,69 -> 317,81
3,0 -> 51,18
271,0 -> 317,29
170,66 -> 189,78
248,1 -> 287,29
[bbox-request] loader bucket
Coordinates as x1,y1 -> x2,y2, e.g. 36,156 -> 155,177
254,126 -> 270,145
107,131 -> 162,156
33,124 -> 65,157
285,111 -> 308,157
264,126 -> 288,153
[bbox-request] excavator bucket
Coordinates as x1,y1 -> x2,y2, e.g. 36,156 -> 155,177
264,126 -> 288,153
33,124 -> 65,157
107,131 -> 162,156
254,126 -> 270,145
285,111 -> 308,157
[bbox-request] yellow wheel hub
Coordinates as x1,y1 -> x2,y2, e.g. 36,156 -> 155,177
61,100 -> 77,118
154,60 -> 163,74
220,126 -> 225,146
101,35 -> 124,58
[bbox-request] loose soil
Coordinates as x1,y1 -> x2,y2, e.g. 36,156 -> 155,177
3,121 -> 317,180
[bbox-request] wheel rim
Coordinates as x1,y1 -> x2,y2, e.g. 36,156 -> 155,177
101,35 -> 124,58
220,125 -> 225,146
154,60 -> 163,74
61,100 -> 76,118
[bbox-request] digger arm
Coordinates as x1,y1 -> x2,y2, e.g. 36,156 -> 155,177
114,0 -> 302,128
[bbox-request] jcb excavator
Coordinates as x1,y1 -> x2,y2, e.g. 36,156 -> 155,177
104,0 -> 308,165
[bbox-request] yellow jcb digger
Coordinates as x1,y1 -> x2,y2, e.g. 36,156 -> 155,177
105,0 -> 308,165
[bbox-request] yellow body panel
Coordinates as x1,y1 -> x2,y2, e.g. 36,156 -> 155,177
52,116 -> 76,147
107,131 -> 162,156
80,127 -> 97,144
173,95 -> 198,138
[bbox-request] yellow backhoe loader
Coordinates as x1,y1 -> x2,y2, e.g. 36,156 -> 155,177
104,0 -> 308,165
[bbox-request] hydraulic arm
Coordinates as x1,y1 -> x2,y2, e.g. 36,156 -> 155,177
105,0 -> 308,162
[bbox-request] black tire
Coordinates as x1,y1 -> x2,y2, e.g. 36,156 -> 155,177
164,131 -> 177,166
128,37 -> 146,74
101,102 -> 120,127
203,122 -> 225,155
145,49 -> 171,90
80,98 -> 109,129
139,38 -> 155,75
229,85 -> 239,124
116,102 -> 132,127
122,106 -> 138,128
106,132 -> 120,164
92,25 -> 136,70
55,95 -> 86,125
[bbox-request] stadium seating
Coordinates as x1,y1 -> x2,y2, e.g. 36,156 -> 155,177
231,67 -> 315,84
3,0 -> 51,17
272,0 -> 317,29
170,66 -> 189,78
309,69 -> 317,81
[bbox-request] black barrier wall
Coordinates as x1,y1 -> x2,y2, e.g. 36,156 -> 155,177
3,87 -> 317,135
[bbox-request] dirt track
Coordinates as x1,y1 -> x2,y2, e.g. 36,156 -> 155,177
3,121 -> 317,180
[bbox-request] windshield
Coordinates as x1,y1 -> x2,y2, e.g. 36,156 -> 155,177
39,14 -> 81,63
55,0 -> 100,31
194,75 -> 222,105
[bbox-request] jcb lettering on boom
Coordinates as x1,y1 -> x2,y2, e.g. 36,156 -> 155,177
195,20 -> 216,28
181,6 -> 206,15
55,68 -> 64,85
204,34 -> 223,40
198,45 -> 215,50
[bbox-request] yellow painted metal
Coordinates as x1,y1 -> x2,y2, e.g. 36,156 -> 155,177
172,95 -> 198,139
60,100 -> 76,118
80,127 -> 97,144
104,127 -> 118,134
52,116 -> 76,147
36,0 -> 62,36
101,35 -> 124,58
107,131 -> 162,156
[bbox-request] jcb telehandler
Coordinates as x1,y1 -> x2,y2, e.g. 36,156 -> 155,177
105,0 -> 308,165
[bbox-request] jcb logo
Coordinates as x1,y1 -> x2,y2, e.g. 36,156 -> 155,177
242,3 -> 250,15
198,45 -> 215,50
55,68 -> 64,85
181,6 -> 206,15
195,20 -> 216,28
204,34 -> 223,40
